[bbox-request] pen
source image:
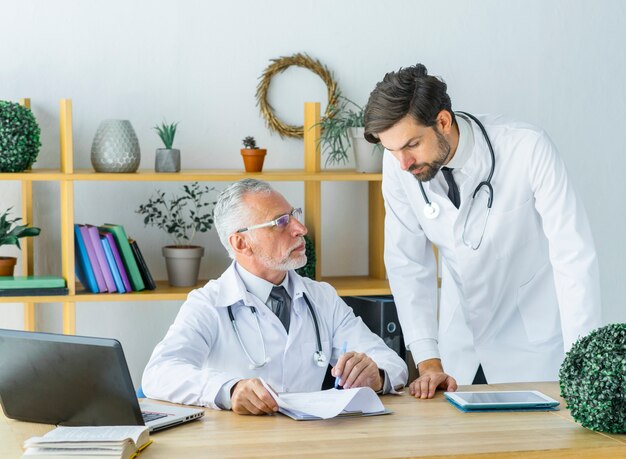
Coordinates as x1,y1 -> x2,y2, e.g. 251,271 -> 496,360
334,341 -> 347,389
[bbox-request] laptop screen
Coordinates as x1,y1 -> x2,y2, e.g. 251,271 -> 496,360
0,329 -> 144,427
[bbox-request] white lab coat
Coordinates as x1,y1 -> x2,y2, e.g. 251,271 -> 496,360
383,113 -> 601,384
142,263 -> 408,409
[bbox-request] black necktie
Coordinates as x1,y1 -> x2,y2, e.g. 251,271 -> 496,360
441,167 -> 460,209
269,286 -> 291,332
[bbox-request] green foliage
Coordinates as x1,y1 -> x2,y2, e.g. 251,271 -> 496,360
0,101 -> 41,172
242,136 -> 258,149
136,182 -> 216,247
559,323 -> 626,433
153,120 -> 179,149
317,92 -> 366,166
0,207 -> 41,249
295,235 -> 316,279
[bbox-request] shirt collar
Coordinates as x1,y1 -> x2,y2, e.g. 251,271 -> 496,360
445,115 -> 474,170
236,263 -> 290,303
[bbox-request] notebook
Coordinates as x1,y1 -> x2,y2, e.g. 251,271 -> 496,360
0,329 -> 204,432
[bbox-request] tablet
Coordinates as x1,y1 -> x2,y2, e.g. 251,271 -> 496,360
444,391 -> 560,410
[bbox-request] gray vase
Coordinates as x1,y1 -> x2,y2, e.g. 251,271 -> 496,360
162,245 -> 204,287
155,148 -> 181,172
91,119 -> 141,173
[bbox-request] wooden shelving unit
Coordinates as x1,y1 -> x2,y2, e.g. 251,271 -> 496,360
0,99 -> 389,334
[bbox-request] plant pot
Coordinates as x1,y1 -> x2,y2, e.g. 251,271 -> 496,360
155,148 -> 181,172
0,257 -> 17,276
349,127 -> 383,173
162,245 -> 204,287
91,119 -> 141,173
240,149 -> 267,172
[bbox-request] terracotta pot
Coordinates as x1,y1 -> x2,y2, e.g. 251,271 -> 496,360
0,257 -> 17,276
240,149 -> 267,172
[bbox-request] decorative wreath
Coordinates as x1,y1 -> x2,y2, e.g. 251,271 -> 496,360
256,53 -> 338,138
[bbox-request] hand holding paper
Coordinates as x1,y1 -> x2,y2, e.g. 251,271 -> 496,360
230,378 -> 279,415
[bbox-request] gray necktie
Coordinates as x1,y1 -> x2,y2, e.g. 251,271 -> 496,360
269,286 -> 291,332
441,167 -> 460,208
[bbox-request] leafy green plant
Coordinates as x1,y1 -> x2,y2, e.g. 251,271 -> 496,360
242,136 -> 258,149
153,120 -> 179,149
0,101 -> 41,172
0,207 -> 41,249
317,92 -> 366,166
295,235 -> 316,279
136,182 -> 216,247
559,323 -> 626,433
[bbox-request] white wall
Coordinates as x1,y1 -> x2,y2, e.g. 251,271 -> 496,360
2,0 -> 625,386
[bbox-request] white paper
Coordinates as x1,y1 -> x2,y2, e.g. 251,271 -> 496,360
24,426 -> 146,448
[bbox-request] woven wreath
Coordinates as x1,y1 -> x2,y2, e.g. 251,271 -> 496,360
256,53 -> 338,138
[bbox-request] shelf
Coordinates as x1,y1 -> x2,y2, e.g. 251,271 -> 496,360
0,277 -> 390,304
0,169 -> 67,181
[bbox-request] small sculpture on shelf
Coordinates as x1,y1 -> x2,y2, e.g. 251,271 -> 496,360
0,100 -> 41,172
153,120 -> 181,172
240,136 -> 267,172
0,207 -> 41,276
136,183 -> 216,287
91,120 -> 141,173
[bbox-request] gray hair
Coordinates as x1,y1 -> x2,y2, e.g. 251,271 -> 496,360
214,178 -> 274,259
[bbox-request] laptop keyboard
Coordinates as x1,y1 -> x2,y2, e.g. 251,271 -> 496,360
142,410 -> 169,423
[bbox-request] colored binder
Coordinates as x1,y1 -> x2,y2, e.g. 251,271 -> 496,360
0,287 -> 69,297
0,276 -> 66,289
75,224 -> 103,293
78,224 -> 107,292
86,225 -> 117,293
101,236 -> 126,293
128,238 -> 156,290
100,231 -> 132,293
99,224 -> 145,291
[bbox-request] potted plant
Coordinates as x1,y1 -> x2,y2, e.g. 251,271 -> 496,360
0,207 -> 41,276
317,93 -> 383,173
240,136 -> 267,172
153,120 -> 180,172
0,100 -> 41,172
136,182 -> 216,286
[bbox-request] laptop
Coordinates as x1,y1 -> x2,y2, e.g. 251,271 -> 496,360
0,329 -> 204,432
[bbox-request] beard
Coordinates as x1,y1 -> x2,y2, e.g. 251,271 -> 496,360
408,127 -> 451,182
256,238 -> 307,271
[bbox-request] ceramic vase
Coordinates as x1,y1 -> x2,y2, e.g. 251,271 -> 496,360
155,148 -> 181,172
91,120 -> 141,173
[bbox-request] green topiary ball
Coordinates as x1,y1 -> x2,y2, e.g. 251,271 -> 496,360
295,234 -> 316,279
559,323 -> 626,433
0,101 -> 41,172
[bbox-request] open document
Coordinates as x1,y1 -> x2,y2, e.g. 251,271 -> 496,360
261,380 -> 391,420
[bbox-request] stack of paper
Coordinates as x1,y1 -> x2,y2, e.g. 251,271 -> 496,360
22,426 -> 151,459
262,380 -> 391,420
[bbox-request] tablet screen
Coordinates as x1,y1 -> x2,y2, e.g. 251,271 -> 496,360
459,392 -> 549,404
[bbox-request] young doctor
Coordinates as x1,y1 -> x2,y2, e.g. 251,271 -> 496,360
363,63 -> 601,399
142,179 -> 407,415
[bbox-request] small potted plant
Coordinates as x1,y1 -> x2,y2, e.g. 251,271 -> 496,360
136,182 -> 216,286
0,207 -> 41,276
317,92 -> 383,173
153,120 -> 180,172
240,136 -> 267,172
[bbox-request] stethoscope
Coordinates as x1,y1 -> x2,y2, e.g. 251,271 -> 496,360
227,292 -> 327,370
418,111 -> 495,221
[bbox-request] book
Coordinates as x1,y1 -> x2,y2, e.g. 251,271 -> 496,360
100,231 -> 132,293
0,287 -> 69,297
0,276 -> 66,289
100,236 -> 126,293
128,239 -> 156,290
74,224 -> 99,294
86,225 -> 117,293
99,224 -> 145,292
260,379 -> 391,420
78,225 -> 107,292
22,425 -> 151,459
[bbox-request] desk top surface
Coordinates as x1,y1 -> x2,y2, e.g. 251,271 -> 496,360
2,382 -> 625,459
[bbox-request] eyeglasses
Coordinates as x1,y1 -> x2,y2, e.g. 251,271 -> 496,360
237,208 -> 303,233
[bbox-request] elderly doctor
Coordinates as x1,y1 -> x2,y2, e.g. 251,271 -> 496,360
363,63 -> 601,399
142,179 -> 407,415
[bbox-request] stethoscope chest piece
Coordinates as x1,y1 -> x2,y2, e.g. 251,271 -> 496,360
313,350 -> 328,367
423,201 -> 440,219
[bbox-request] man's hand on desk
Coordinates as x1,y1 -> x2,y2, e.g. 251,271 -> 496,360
332,351 -> 383,392
230,378 -> 279,415
409,358 -> 457,399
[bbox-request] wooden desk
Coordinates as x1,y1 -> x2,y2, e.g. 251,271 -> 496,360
2,382 -> 625,458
